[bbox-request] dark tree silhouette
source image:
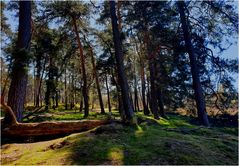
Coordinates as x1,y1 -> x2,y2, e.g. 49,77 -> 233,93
177,1 -> 209,126
109,0 -> 134,123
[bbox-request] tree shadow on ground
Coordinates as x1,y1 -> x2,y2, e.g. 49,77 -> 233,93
65,120 -> 238,165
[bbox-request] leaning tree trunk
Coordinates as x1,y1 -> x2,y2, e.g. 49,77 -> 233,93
72,16 -> 89,118
178,1 -> 209,126
89,47 -> 105,114
109,0 -> 135,123
7,1 -> 31,122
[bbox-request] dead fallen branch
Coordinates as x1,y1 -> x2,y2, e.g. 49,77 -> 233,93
23,106 -> 44,120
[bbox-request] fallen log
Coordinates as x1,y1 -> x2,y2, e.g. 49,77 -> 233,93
2,119 -> 111,137
0,96 -> 113,137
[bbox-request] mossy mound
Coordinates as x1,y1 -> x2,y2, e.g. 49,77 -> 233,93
1,113 -> 237,165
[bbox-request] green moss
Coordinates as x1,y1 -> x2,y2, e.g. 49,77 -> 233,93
1,112 -> 238,165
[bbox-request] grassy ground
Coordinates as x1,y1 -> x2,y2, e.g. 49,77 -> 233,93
1,107 -> 238,165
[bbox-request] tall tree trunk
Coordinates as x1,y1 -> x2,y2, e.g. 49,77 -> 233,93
178,1 -> 209,126
7,1 -> 31,122
144,29 -> 160,119
109,0 -> 135,123
105,74 -> 112,113
89,47 -> 105,114
72,16 -> 89,118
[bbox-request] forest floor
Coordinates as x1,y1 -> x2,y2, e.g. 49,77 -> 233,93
1,107 -> 238,165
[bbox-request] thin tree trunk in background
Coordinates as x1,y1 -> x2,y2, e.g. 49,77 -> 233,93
134,36 -> 149,115
45,56 -> 53,111
33,65 -> 36,106
110,0 -> 135,123
146,76 -> 151,114
72,16 -> 89,118
133,58 -> 140,112
79,92 -> 83,112
55,90 -> 58,108
69,72 -> 73,110
141,67 -> 149,115
156,87 -> 165,118
134,87 -> 140,112
35,69 -> 40,107
36,56 -> 46,108
64,68 -> 68,110
111,69 -> 125,120
178,1 -> 209,126
7,1 -> 31,122
129,90 -> 135,112
89,47 -> 105,114
105,74 -> 111,113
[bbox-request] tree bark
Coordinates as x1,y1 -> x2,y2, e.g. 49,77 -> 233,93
7,1 -> 31,122
134,37 -> 149,115
64,68 -> 68,110
111,69 -> 125,120
141,66 -> 150,115
1,101 -> 112,137
156,87 -> 166,118
178,1 -> 209,126
109,0 -> 135,123
72,16 -> 89,118
105,74 -> 112,113
79,93 -> 83,112
144,29 -> 160,119
89,47 -> 105,114
45,56 -> 53,110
